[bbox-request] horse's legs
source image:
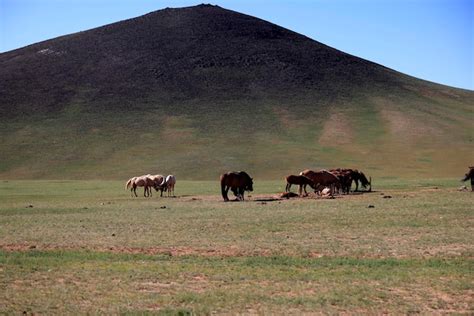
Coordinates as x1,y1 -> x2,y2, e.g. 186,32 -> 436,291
133,185 -> 138,197
287,183 -> 292,192
240,188 -> 245,201
224,186 -> 230,201
354,179 -> 359,192
303,184 -> 308,196
231,187 -> 238,198
233,187 -> 241,200
147,186 -> 152,197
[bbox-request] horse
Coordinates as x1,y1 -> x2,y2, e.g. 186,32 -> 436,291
157,175 -> 176,197
329,169 -> 353,194
352,170 -> 371,192
300,169 -> 341,196
125,175 -> 155,197
461,166 -> 474,191
285,175 -> 317,196
330,168 -> 371,192
220,171 -> 253,202
149,174 -> 165,196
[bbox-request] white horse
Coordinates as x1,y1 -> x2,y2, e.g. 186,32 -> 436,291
159,175 -> 176,197
125,175 -> 155,197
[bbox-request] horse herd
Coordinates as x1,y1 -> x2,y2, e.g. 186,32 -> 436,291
125,174 -> 176,197
126,166 -> 472,201
220,168 -> 371,202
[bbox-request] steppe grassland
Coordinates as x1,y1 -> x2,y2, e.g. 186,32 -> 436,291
0,179 -> 472,313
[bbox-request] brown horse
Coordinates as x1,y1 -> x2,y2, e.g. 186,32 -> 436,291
329,169 -> 353,194
285,175 -> 317,196
300,169 -> 341,195
220,171 -> 253,202
461,166 -> 474,191
330,168 -> 371,192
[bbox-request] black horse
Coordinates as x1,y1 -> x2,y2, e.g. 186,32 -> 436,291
220,171 -> 253,201
462,166 -> 474,191
352,170 -> 371,192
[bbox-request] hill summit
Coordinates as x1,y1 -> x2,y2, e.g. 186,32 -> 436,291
0,4 -> 472,179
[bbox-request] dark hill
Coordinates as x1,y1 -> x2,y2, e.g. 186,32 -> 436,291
0,4 -> 472,179
0,4 -> 417,116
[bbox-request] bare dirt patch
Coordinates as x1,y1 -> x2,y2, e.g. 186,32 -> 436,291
0,243 -> 268,258
319,112 -> 354,146
379,108 -> 441,143
272,107 -> 305,130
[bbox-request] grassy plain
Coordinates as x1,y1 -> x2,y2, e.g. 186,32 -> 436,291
0,179 -> 472,314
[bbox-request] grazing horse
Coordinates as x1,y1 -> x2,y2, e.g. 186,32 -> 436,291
220,171 -> 253,202
330,168 -> 371,192
149,174 -> 165,196
285,175 -> 317,196
125,175 -> 155,197
352,170 -> 371,192
158,175 -> 176,197
462,166 -> 474,191
329,169 -> 353,194
300,169 -> 341,196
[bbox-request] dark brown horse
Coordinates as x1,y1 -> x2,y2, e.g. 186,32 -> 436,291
329,169 -> 353,194
330,168 -> 372,193
285,175 -> 317,196
352,170 -> 371,192
461,166 -> 474,191
300,169 -> 341,195
220,171 -> 253,201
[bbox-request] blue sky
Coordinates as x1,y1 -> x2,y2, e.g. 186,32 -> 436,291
1,0 -> 472,90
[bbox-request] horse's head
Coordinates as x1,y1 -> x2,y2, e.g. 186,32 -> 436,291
462,173 -> 470,182
359,172 -> 370,188
238,171 -> 253,191
246,178 -> 254,192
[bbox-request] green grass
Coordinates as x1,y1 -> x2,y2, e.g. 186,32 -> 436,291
1,251 -> 471,314
0,179 -> 473,313
0,86 -> 473,181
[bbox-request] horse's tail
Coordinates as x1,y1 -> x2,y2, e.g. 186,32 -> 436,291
125,178 -> 132,190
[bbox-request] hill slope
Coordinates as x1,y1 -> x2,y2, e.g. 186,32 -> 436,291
0,4 -> 472,179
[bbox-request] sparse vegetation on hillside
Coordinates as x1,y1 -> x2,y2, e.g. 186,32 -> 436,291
0,4 -> 472,179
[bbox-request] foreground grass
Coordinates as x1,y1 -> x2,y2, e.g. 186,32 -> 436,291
0,179 -> 473,313
1,251 -> 472,314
